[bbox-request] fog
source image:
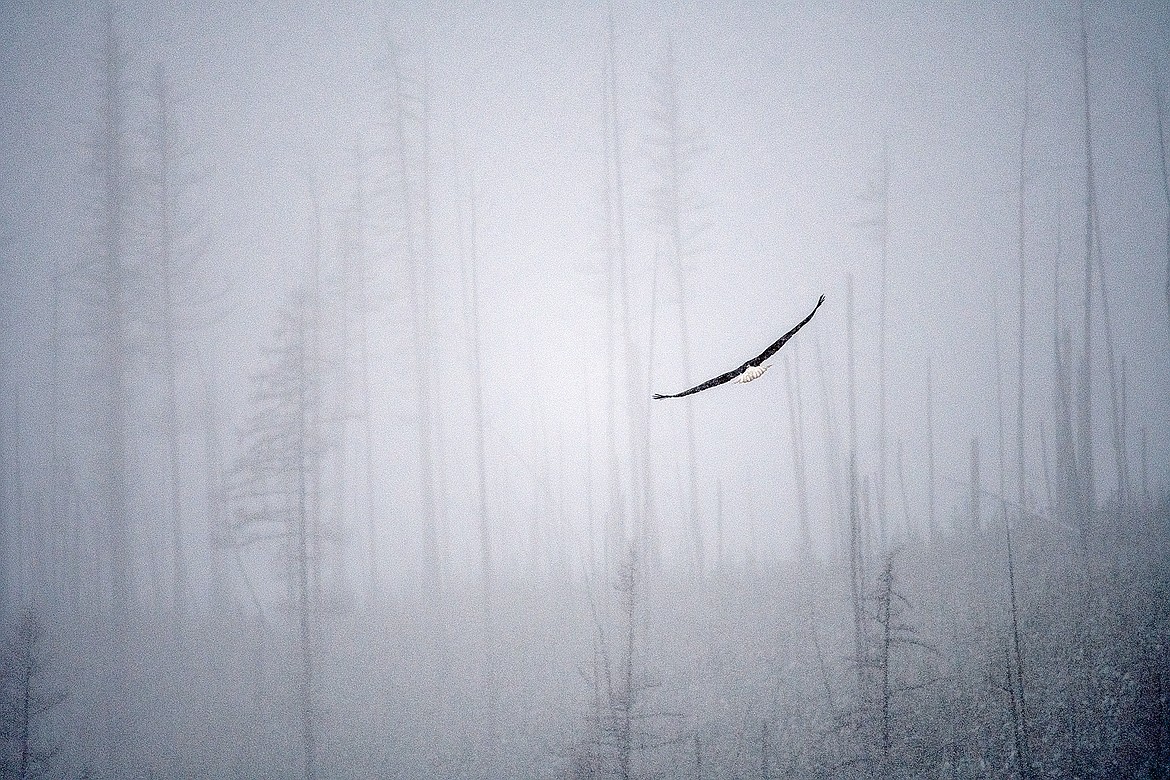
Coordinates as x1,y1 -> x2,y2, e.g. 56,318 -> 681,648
1,1 -> 1168,777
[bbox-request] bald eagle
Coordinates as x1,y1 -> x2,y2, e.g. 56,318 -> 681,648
652,294 -> 825,400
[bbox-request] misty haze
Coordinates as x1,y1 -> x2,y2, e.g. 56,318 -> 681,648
1,1 -> 1168,777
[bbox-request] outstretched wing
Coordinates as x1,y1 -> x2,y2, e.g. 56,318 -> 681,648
652,293 -> 826,400
746,294 -> 825,367
652,366 -> 746,400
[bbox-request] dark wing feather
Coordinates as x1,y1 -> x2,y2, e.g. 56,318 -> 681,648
652,366 -> 746,399
746,294 -> 825,366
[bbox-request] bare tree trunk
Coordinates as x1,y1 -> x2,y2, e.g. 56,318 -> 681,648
651,37 -> 702,574
96,12 -> 135,773
349,140 -> 381,608
926,358 -> 937,543
1040,420 -> 1055,519
150,63 -> 190,636
896,439 -> 911,542
1140,426 -> 1149,508
608,3 -> 644,584
814,334 -> 846,558
49,252 -> 75,615
715,478 -> 723,573
297,188 -> 324,780
464,164 -> 498,768
1091,217 -> 1129,508
641,255 -> 661,570
99,3 -> 132,630
1155,83 -> 1170,349
198,357 -> 230,613
388,44 -> 438,587
1077,0 -> 1096,522
876,138 -> 890,551
846,274 -> 865,693
1017,69 -> 1030,524
602,49 -> 624,579
418,69 -> 449,587
615,546 -> 640,780
1005,515 -> 1031,776
970,437 -> 981,535
784,349 -> 811,558
996,317 -> 1032,775
878,554 -> 894,766
602,2 -> 631,577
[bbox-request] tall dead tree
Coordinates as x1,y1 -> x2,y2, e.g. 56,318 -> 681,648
346,140 -> 382,606
1,610 -> 66,780
1157,82 -> 1170,350
648,36 -> 704,574
86,13 -> 137,773
227,277 -> 325,780
1017,70 -> 1030,523
876,140 -> 890,549
846,274 -> 866,692
783,349 -> 811,558
93,4 -> 133,630
996,306 -> 1032,776
1076,0 -> 1096,521
640,254 -> 662,570
601,2 -> 632,572
151,63 -> 189,632
386,43 -> 439,587
607,5 -> 647,573
460,158 -> 499,769
926,358 -> 937,543
143,62 -> 220,632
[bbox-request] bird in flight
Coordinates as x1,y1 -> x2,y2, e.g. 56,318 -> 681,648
652,294 -> 825,400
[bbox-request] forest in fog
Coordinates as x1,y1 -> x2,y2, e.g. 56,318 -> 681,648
1,0 -> 1169,777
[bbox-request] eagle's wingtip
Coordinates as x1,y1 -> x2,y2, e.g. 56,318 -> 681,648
652,393 -> 666,400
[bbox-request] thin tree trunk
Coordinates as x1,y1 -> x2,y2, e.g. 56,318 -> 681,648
418,67 -> 448,587
98,12 -> 134,772
1091,215 -> 1129,508
350,139 -> 381,608
608,3 -> 642,584
879,554 -> 894,766
997,316 -> 1032,775
846,274 -> 865,693
1155,82 -> 1170,349
294,292 -> 316,780
1040,421 -> 1055,519
641,254 -> 661,569
877,138 -> 890,551
1140,426 -> 1149,508
296,188 -> 322,780
926,358 -> 937,543
152,63 -> 189,635
100,3 -> 132,629
896,439 -> 912,542
813,335 -> 845,557
388,44 -> 438,587
464,163 -> 498,767
1017,68 -> 1030,524
970,437 -> 981,535
198,356 -> 230,613
602,44 -> 623,577
1077,0 -> 1096,522
654,37 -> 702,575
784,349 -> 811,558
